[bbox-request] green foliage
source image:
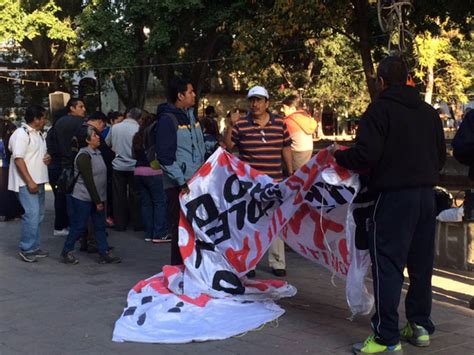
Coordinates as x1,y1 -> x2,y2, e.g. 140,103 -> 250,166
230,1 -> 370,116
0,0 -> 76,44
414,23 -> 473,104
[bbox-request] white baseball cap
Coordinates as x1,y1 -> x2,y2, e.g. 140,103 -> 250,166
247,86 -> 269,99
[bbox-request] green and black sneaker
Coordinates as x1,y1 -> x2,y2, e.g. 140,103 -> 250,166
352,334 -> 403,354
400,322 -> 430,347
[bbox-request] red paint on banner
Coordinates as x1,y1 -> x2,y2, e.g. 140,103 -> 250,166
338,239 -> 349,266
294,192 -> 303,204
288,204 -> 310,234
247,281 -> 269,291
218,151 -> 229,166
179,294 -> 211,307
302,164 -> 320,191
225,236 -> 251,273
316,148 -> 329,165
285,174 -> 305,190
310,210 -> 344,250
248,231 -> 263,269
267,225 -> 273,242
163,265 -> 183,278
276,208 -> 287,227
298,242 -> 308,255
198,162 -> 212,177
236,160 -> 246,177
179,210 -> 195,261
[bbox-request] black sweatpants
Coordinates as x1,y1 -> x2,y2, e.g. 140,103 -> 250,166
166,186 -> 183,265
48,166 -> 69,230
368,187 -> 436,346
112,170 -> 142,231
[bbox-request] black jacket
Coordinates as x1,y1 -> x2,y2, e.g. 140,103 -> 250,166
452,110 -> 474,180
54,114 -> 84,168
335,85 -> 446,191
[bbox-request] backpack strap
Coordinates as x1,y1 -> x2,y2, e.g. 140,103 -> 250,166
22,126 -> 31,145
164,113 -> 178,130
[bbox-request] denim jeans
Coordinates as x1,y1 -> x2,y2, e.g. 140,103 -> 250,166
135,175 -> 168,239
62,197 -> 109,255
17,184 -> 45,252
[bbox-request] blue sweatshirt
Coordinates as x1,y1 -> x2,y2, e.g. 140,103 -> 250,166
155,103 -> 205,189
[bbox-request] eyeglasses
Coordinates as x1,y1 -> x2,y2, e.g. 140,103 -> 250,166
260,130 -> 266,143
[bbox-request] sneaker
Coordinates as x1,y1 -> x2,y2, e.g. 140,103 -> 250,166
144,238 -> 152,242
99,252 -> 121,264
352,334 -> 403,354
32,249 -> 49,258
19,251 -> 37,263
400,322 -> 430,347
53,228 -> 69,236
152,235 -> 171,243
61,251 -> 79,265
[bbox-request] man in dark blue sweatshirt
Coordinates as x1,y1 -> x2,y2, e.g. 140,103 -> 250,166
334,56 -> 446,354
156,78 -> 205,265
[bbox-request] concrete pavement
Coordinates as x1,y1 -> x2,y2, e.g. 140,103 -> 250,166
0,190 -> 473,354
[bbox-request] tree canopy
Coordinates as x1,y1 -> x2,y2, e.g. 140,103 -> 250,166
0,0 -> 471,116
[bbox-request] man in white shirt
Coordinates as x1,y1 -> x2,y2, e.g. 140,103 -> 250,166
105,107 -> 142,231
8,105 -> 51,262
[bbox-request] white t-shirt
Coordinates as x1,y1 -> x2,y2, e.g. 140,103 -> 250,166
8,123 -> 49,192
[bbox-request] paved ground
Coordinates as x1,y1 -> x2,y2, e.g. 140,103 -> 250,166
0,190 -> 473,355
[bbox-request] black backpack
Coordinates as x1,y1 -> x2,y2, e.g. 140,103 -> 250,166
144,113 -> 178,167
144,120 -> 158,166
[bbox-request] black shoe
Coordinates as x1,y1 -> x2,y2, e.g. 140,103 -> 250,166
272,268 -> 286,277
87,246 -> 99,254
99,252 -> 121,264
32,249 -> 49,258
246,270 -> 256,278
61,251 -> 79,265
19,251 -> 37,263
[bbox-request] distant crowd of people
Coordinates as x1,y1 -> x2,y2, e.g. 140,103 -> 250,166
0,78 -> 319,273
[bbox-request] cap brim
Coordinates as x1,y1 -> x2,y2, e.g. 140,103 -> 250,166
247,95 -> 268,99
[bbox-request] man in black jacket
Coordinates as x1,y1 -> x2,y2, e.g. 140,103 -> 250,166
334,56 -> 446,354
54,98 -> 86,169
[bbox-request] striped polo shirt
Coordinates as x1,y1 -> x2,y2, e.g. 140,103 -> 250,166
231,113 -> 291,181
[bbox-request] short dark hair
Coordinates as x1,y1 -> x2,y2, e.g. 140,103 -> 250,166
87,111 -> 107,122
25,105 -> 46,124
282,95 -> 303,109
107,111 -> 122,123
167,78 -> 191,103
205,105 -> 216,116
66,98 -> 83,112
377,56 -> 408,86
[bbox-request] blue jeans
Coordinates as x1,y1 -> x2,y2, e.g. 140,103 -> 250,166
135,175 -> 168,239
17,184 -> 45,252
62,197 -> 109,255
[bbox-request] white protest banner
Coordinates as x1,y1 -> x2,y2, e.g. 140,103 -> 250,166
113,148 -> 373,343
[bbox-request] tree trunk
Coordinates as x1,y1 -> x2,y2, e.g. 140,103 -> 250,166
352,0 -> 378,101
20,36 -> 67,91
190,31 -> 219,113
112,67 -> 150,110
424,64 -> 434,104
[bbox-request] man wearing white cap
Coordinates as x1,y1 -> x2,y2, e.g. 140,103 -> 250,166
224,85 -> 293,277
